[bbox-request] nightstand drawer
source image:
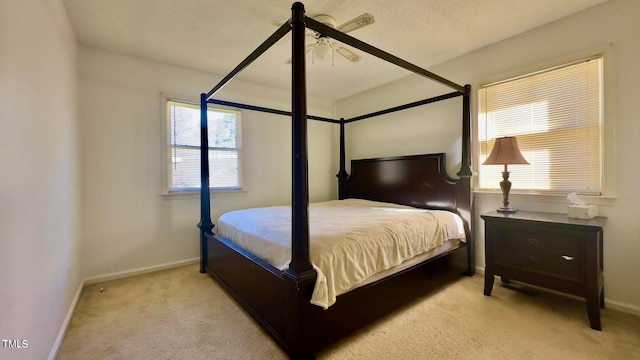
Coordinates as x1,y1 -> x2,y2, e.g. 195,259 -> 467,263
497,228 -> 582,256
495,249 -> 583,282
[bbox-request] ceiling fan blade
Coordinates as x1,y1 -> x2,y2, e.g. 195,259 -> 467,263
337,13 -> 375,33
335,46 -> 361,63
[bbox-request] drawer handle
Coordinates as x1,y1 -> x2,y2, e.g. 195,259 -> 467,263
562,255 -> 574,261
527,238 -> 539,247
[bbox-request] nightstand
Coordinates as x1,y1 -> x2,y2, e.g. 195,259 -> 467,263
481,210 -> 607,330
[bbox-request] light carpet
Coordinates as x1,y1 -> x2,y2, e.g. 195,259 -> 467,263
57,264 -> 640,359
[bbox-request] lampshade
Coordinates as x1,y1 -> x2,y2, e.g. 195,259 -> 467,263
483,136 -> 529,165
315,37 -> 332,60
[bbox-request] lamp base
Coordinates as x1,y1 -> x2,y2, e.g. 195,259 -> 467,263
496,168 -> 517,214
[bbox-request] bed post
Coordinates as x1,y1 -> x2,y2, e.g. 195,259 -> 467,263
458,85 -> 472,178
456,84 -> 474,276
286,1 -> 314,281
336,118 -> 349,200
285,2 -> 317,359
198,92 -> 214,273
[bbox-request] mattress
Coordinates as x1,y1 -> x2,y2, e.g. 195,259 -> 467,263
217,198 -> 466,309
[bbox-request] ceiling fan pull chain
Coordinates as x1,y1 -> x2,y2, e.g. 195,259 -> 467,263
331,44 -> 335,67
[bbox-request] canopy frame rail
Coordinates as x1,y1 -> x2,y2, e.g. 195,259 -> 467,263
345,91 -> 464,123
206,20 -> 293,99
304,16 -> 467,94
205,10 -> 468,102
207,99 -> 340,124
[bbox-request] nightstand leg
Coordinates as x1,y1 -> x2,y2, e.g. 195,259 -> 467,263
586,296 -> 602,330
484,271 -> 495,296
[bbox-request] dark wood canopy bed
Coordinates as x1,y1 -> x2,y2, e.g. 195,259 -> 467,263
198,3 -> 473,359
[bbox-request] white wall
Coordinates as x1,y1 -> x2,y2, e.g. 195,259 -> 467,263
0,0 -> 82,359
78,48 -> 337,278
338,0 -> 640,313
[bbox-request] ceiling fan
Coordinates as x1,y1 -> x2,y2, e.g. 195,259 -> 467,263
275,12 -> 375,65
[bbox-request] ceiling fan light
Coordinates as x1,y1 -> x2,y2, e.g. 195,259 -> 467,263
315,38 -> 332,60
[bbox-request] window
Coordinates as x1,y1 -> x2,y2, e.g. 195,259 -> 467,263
165,99 -> 241,193
478,56 -> 603,195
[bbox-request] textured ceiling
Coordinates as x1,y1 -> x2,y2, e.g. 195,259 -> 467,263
62,0 -> 608,101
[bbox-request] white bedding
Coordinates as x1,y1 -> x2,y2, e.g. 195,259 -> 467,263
217,198 -> 466,309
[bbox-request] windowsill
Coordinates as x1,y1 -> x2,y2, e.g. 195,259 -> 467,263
161,188 -> 248,200
473,190 -> 616,207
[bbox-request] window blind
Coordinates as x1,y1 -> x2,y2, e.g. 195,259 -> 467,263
168,100 -> 240,191
478,57 -> 602,195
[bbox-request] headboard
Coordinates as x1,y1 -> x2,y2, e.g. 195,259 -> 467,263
344,153 -> 461,212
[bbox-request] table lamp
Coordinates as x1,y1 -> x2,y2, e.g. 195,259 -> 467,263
483,136 -> 529,213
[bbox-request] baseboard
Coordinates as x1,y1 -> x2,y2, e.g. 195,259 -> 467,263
84,257 -> 200,285
48,257 -> 200,359
474,265 -> 640,317
606,299 -> 640,317
48,280 -> 84,360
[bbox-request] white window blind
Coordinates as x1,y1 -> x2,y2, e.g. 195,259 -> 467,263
167,100 -> 241,192
478,56 -> 603,195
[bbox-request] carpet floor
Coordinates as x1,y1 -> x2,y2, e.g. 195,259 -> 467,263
57,264 -> 640,359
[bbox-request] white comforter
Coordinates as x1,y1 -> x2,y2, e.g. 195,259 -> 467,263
217,199 -> 465,309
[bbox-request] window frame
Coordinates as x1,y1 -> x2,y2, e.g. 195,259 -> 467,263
475,54 -> 608,197
161,95 -> 243,196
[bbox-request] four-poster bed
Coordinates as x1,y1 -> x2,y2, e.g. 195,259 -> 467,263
198,2 -> 473,359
